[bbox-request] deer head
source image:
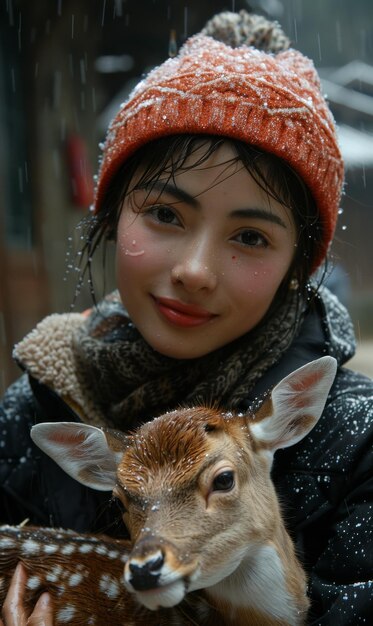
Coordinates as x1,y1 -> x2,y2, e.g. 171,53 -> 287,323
29,356 -> 336,624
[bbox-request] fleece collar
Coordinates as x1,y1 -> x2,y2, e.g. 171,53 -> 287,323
13,312 -> 104,425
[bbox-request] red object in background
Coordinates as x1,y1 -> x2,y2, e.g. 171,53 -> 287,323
66,134 -> 94,208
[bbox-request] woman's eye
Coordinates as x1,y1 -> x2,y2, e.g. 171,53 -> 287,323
147,205 -> 180,225
235,230 -> 268,248
212,470 -> 235,492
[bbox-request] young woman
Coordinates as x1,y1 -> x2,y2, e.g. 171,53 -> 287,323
0,11 -> 372,625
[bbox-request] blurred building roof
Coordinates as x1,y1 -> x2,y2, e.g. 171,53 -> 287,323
337,124 -> 373,168
326,61 -> 373,92
320,61 -> 373,169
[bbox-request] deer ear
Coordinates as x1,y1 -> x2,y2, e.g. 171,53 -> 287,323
31,423 -> 129,491
250,356 -> 337,453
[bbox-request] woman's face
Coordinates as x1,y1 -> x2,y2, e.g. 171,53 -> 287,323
115,143 -> 297,359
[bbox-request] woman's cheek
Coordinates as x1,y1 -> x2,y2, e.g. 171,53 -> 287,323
227,257 -> 283,296
116,228 -> 170,278
119,237 -> 146,257
117,221 -> 146,254
116,226 -> 143,278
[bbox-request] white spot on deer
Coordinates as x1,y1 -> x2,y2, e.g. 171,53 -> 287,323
68,572 -> 83,587
44,544 -> 59,554
56,605 -> 76,623
61,543 -> 75,555
0,537 -> 16,549
78,543 -> 93,553
22,538 -> 40,554
108,549 -> 119,559
46,564 -> 62,582
99,573 -> 120,599
95,545 -> 108,556
26,575 -> 41,590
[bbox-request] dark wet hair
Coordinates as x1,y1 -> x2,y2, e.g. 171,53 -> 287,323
78,134 -> 324,314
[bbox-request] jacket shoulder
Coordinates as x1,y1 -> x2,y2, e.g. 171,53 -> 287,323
0,374 -> 36,452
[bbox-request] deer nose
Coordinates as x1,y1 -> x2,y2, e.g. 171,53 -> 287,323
128,550 -> 165,591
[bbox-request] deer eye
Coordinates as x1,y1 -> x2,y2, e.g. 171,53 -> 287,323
212,470 -> 235,492
203,423 -> 216,433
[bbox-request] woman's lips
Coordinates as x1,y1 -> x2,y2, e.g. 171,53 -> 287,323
153,296 -> 216,328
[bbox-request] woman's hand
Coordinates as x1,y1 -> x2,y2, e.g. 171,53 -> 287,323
0,563 -> 53,626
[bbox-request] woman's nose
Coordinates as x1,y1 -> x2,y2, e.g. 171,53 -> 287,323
171,243 -> 218,293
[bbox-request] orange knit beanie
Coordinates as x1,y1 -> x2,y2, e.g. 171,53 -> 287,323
94,11 -> 344,271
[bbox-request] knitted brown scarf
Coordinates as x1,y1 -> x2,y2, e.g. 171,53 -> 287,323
72,290 -> 304,430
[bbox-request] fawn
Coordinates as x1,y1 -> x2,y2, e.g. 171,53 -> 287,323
0,356 -> 337,625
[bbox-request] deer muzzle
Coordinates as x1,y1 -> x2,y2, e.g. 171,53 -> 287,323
124,536 -> 198,610
127,549 -> 164,591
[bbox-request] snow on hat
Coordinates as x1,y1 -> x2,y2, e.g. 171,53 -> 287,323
94,11 -> 344,271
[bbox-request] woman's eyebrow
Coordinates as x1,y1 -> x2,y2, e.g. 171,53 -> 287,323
134,181 -> 287,228
230,208 -> 287,229
134,180 -> 200,207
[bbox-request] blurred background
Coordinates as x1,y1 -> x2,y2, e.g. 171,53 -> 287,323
1,0 -> 372,393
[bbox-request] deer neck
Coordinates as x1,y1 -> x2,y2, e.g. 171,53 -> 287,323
204,541 -> 307,626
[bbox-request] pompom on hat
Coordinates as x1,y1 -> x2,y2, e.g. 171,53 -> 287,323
94,10 -> 344,271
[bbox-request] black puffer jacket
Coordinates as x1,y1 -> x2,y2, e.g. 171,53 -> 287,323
1,290 -> 372,625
